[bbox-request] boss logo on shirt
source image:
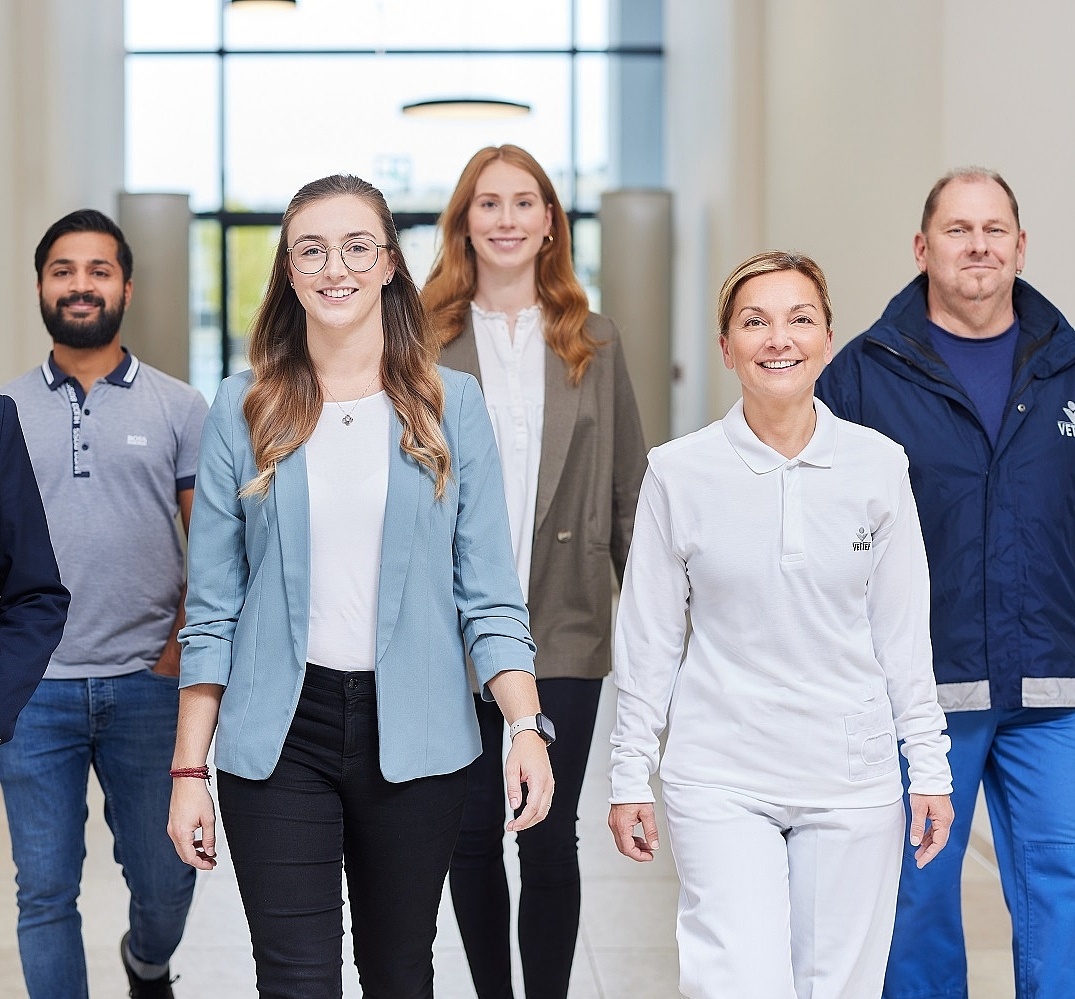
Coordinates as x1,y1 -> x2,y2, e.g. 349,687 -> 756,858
852,527 -> 872,551
1059,401 -> 1075,438
127,434 -> 148,447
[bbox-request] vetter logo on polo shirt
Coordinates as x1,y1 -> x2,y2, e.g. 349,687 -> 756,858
852,527 -> 872,551
1060,401 -> 1075,438
127,434 -> 148,446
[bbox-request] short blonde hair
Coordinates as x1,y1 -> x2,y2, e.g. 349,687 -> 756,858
717,251 -> 833,338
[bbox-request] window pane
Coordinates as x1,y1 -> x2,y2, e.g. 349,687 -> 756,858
126,0 -> 220,50
576,0 -> 610,48
226,226 -> 280,373
223,54 -> 572,213
572,218 -> 602,312
191,220 -> 223,401
126,57 -> 221,211
225,0 -> 571,51
576,54 -> 611,212
400,224 -> 440,290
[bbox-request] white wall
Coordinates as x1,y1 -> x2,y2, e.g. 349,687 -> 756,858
0,0 -> 125,385
940,0 -> 1075,321
665,0 -> 1075,428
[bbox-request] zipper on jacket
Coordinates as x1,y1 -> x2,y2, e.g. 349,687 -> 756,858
864,336 -> 971,398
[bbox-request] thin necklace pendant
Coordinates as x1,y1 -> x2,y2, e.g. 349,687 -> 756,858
324,370 -> 379,427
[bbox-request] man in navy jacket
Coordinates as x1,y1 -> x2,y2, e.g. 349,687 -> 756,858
0,395 -> 68,743
817,168 -> 1075,999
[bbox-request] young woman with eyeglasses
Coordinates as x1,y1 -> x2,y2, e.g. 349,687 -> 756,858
423,146 -> 647,999
167,174 -> 553,999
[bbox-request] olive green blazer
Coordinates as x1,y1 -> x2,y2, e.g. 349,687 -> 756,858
439,312 -> 647,680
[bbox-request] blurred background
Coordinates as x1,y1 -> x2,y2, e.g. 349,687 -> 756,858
4,0 -> 1075,440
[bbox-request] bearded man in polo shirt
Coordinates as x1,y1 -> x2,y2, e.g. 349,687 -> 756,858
0,209 -> 208,999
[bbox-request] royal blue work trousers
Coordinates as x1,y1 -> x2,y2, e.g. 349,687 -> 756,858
884,706 -> 1075,999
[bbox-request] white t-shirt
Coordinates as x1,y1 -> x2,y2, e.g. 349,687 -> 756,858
471,301 -> 545,601
609,398 -> 952,808
305,391 -> 391,671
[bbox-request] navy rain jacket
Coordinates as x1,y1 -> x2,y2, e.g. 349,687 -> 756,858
817,275 -> 1075,712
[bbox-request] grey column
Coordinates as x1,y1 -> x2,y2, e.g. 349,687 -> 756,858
599,189 -> 673,448
117,192 -> 192,382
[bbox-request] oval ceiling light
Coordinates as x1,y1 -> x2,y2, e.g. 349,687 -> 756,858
228,0 -> 297,7
401,98 -> 531,119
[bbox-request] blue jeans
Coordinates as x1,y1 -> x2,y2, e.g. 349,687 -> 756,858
0,669 -> 196,999
884,707 -> 1075,999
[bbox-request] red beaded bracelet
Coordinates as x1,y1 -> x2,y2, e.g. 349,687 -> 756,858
170,766 -> 211,784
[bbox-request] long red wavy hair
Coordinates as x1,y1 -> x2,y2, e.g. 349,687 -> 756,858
422,145 -> 599,384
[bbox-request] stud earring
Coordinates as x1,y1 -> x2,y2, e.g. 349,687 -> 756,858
545,233 -> 554,243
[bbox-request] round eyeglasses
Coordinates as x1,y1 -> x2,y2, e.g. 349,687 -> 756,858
287,237 -> 389,275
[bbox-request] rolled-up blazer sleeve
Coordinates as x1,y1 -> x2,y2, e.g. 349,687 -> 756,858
179,377 -> 250,687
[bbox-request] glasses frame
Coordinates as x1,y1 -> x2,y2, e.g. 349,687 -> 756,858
286,238 -> 390,275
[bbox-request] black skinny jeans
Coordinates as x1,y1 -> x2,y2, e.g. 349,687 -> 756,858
449,677 -> 603,999
218,664 -> 467,999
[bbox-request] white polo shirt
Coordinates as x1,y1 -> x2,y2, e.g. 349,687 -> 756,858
609,398 -> 952,808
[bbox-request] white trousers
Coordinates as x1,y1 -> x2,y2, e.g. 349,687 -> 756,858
663,782 -> 904,999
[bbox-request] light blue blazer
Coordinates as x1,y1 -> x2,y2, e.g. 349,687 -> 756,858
179,367 -> 535,781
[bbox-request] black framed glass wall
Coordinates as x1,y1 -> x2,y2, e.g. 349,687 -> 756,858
125,0 -> 663,399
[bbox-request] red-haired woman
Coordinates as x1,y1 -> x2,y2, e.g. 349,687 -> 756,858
424,146 -> 646,999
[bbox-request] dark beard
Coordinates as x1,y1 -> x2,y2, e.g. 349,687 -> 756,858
40,293 -> 125,349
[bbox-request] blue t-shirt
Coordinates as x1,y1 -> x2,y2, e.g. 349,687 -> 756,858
928,318 -> 1018,446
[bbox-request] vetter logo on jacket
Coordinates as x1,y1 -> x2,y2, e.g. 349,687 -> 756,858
853,527 -> 872,551
1060,401 -> 1075,437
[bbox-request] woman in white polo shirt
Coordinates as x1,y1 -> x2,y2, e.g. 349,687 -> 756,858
608,251 -> 954,999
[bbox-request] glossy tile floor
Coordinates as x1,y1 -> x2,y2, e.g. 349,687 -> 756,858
0,678 -> 1014,997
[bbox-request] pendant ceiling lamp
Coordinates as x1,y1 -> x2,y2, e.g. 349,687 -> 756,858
401,98 -> 531,120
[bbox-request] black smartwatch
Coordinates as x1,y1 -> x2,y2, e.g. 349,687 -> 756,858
509,712 -> 556,747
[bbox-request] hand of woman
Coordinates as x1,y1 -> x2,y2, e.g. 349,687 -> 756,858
168,779 -> 219,870
504,731 -> 554,833
908,793 -> 954,868
608,802 -> 660,862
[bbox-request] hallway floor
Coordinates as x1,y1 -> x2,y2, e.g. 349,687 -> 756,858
0,678 -> 1013,997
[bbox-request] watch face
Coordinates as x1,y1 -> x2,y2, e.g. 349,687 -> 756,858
536,713 -> 556,745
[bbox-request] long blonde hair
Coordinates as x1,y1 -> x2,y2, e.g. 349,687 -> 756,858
241,175 -> 450,499
422,144 -> 599,384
